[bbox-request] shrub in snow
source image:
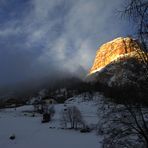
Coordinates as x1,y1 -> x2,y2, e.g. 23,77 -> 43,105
80,126 -> 90,133
42,113 -> 51,123
9,134 -> 15,140
49,105 -> 55,117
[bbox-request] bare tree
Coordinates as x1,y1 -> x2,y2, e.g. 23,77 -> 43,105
97,101 -> 148,148
60,106 -> 84,129
120,0 -> 148,47
120,0 -> 148,78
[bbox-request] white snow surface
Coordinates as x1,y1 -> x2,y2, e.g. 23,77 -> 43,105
0,94 -> 101,148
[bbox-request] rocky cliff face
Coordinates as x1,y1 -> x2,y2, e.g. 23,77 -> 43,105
89,37 -> 146,74
88,37 -> 148,87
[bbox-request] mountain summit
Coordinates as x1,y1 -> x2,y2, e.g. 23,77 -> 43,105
88,37 -> 148,87
89,37 -> 147,74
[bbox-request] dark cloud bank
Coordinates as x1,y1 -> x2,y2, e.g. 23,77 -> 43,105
0,0 -> 134,95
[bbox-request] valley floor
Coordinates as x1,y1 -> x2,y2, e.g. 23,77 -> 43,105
0,99 -> 101,148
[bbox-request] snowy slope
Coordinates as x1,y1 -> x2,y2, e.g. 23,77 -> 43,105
65,93 -> 101,125
0,94 -> 102,148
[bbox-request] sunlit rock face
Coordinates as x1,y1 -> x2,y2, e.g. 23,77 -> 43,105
89,37 -> 146,74
88,37 -> 148,87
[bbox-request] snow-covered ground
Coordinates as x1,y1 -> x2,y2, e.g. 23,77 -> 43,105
0,95 -> 101,148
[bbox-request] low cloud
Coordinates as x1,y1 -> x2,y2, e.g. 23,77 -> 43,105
0,0 -> 134,88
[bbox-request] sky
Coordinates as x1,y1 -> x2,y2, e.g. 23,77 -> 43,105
0,0 -> 134,90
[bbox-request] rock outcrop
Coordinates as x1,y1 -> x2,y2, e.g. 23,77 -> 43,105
89,37 -> 147,74
88,37 -> 148,87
